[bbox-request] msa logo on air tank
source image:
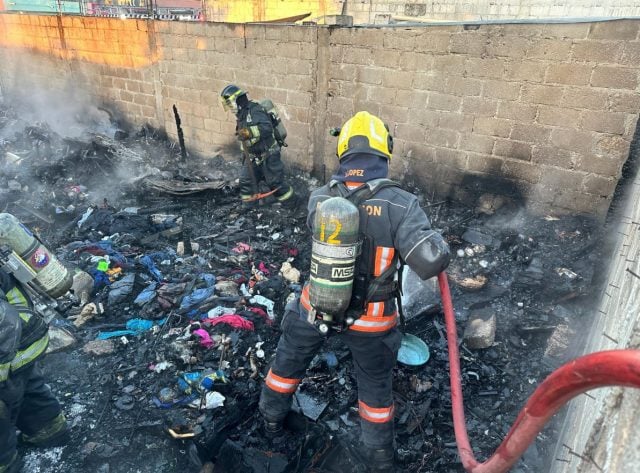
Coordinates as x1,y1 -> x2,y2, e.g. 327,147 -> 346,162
332,266 -> 354,279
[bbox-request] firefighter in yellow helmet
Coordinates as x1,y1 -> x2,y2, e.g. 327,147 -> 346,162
220,84 -> 295,208
259,112 -> 450,472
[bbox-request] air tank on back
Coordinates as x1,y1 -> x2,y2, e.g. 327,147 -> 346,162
0,213 -> 73,298
309,197 -> 360,318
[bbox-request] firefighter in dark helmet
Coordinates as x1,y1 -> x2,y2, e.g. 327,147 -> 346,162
259,111 -> 450,471
0,269 -> 70,473
220,84 -> 295,208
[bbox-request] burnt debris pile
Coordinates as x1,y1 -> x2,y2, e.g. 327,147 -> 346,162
0,104 -> 603,473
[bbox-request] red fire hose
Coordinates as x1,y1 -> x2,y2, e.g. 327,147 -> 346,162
437,272 -> 640,473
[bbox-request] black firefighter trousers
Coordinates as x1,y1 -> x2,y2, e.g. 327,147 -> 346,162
239,149 -> 294,202
0,362 -> 64,470
259,308 -> 402,449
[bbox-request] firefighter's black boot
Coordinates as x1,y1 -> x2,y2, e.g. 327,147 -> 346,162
262,418 -> 283,438
365,445 -> 395,472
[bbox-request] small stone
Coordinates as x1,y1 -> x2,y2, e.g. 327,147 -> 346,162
463,309 -> 497,349
456,249 -> 465,258
83,339 -> 115,356
462,228 -> 495,247
543,324 -> 575,363
476,193 -> 507,215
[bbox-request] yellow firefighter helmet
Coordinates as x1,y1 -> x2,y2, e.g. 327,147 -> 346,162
336,111 -> 393,161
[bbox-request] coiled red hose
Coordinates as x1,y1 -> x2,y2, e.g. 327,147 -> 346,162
437,272 -> 640,473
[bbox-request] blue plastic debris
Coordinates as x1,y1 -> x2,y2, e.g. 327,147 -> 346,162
179,287 -> 215,310
397,334 -> 430,366
134,283 -> 157,306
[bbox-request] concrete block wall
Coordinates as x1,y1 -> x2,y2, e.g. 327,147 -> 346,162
347,0 -> 640,24
550,158 -> 640,473
1,14 -> 639,218
326,22 -> 639,215
152,22 -> 317,163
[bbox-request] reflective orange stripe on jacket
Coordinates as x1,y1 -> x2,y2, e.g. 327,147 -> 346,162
349,312 -> 397,333
358,400 -> 394,423
265,369 -> 301,394
374,246 -> 395,277
300,285 -> 396,333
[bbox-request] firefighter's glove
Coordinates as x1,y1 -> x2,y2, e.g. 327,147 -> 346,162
237,128 -> 252,141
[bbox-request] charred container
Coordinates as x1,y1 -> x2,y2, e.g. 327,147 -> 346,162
0,213 -> 73,298
309,197 -> 360,324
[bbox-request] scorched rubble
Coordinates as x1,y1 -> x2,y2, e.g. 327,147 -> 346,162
0,104 -> 604,473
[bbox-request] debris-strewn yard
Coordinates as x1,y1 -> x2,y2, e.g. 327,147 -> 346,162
0,103 -> 603,473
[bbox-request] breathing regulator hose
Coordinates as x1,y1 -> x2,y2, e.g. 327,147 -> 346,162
437,272 -> 640,473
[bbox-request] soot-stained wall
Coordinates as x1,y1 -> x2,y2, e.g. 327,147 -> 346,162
0,14 -> 639,218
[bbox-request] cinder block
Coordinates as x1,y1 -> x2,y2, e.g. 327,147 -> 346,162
552,190 -> 609,216
432,55 -> 466,74
525,39 -> 572,61
550,128 -> 594,153
465,57 -> 507,79
537,106 -> 581,128
540,166 -> 585,190
521,84 -> 564,105
446,77 -> 482,97
575,153 -> 622,177
582,174 -> 617,196
299,42 -> 316,60
466,153 -> 504,173
483,80 -> 520,100
545,63 -> 592,86
561,87 -> 608,110
594,135 -> 632,158
572,40 -> 624,64
439,112 -> 473,131
588,20 -> 639,41
494,137 -> 532,161
497,101 -> 536,121
427,92 -> 461,112
368,86 -> 397,105
412,72 -> 446,93
581,111 -> 626,134
427,128 -> 460,148
501,159 -> 540,183
382,70 -> 413,89
379,104 -> 409,124
483,36 -> 529,59
459,134 -> 495,154
591,66 -> 638,90
620,41 -> 640,66
288,25 -> 316,43
473,117 -> 511,138
450,32 -> 487,56
531,145 -> 573,169
395,124 -> 427,143
542,23 -> 590,40
462,97 -> 497,117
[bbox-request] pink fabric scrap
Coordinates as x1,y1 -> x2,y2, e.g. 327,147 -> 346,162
232,242 -> 252,254
257,262 -> 270,276
205,315 -> 254,331
193,328 -> 214,348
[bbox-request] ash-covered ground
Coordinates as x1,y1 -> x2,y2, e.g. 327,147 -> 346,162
0,102 -> 605,473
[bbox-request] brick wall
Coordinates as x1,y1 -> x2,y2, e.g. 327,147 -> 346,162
1,14 -> 639,218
